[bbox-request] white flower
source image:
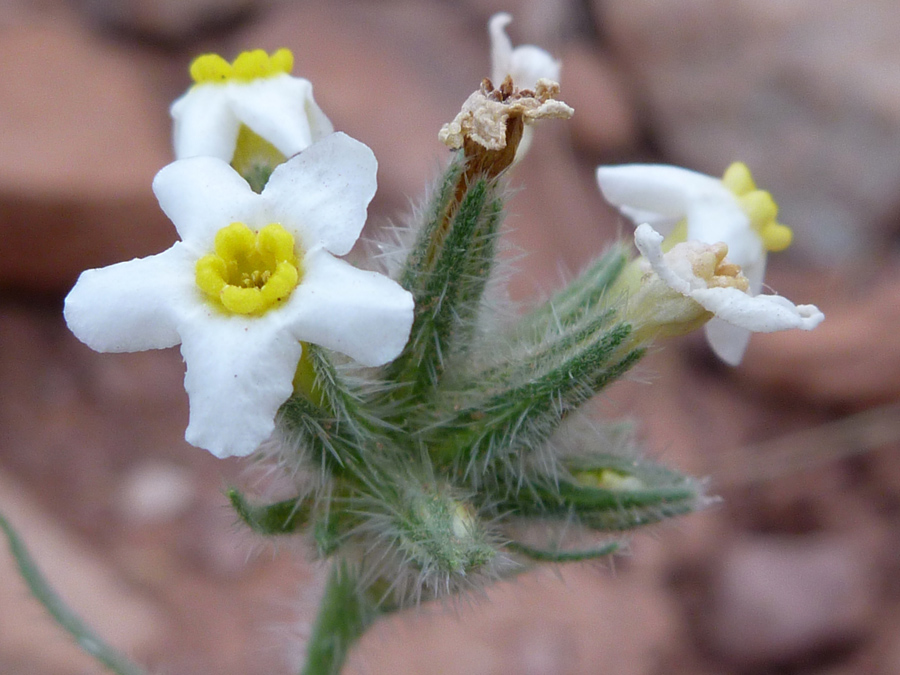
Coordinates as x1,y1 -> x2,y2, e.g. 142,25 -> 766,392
597,162 -> 797,364
171,48 -> 333,166
633,223 -> 823,352
64,133 -> 414,459
489,13 -> 560,90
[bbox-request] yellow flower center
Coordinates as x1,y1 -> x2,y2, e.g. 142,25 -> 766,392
690,242 -> 750,292
722,161 -> 793,252
189,48 -> 294,84
195,222 -> 302,315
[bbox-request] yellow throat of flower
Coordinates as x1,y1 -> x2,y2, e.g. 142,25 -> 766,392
722,161 -> 793,252
190,48 -> 294,84
196,222 -> 302,315
231,125 -> 287,193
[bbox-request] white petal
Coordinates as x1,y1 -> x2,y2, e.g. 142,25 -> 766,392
179,314 -> 303,458
597,163 -> 766,271
742,252 -> 767,296
262,133 -> 377,256
489,13 -> 559,89
152,157 -> 259,251
508,46 -> 560,90
684,196 -> 760,269
64,244 -> 195,353
634,223 -> 824,363
228,75 -> 334,158
489,13 -> 514,84
619,206 -> 680,234
634,224 -> 692,295
703,319 -> 751,366
171,85 -> 241,161
690,287 -> 825,333
597,164 -> 730,222
286,251 -> 414,366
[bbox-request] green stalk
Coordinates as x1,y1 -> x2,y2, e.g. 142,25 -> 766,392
301,562 -> 380,675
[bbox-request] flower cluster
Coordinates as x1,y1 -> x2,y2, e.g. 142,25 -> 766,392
57,16 -> 826,675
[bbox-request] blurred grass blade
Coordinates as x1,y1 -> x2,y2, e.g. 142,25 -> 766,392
0,512 -> 149,675
506,540 -> 620,562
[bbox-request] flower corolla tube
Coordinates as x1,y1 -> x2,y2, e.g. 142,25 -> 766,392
65,133 -> 414,458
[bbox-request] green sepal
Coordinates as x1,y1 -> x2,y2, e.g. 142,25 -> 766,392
520,245 -> 629,331
469,307 -> 618,388
279,344 -> 390,476
430,323 -> 644,479
499,454 -> 705,531
227,488 -> 310,536
385,155 -> 504,396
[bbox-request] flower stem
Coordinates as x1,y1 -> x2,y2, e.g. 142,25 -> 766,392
301,562 -> 380,675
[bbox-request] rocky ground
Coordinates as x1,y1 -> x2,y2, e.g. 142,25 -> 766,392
2,0 -> 900,673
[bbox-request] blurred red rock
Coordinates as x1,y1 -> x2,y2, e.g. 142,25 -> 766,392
561,43 -> 638,157
0,19 -> 174,293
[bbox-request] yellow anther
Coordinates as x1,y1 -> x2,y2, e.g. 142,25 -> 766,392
232,49 -> 270,81
189,48 -> 294,85
723,162 -> 793,253
722,161 -> 756,195
190,54 -> 232,83
214,222 -> 256,261
739,190 -> 778,228
270,48 -> 294,75
195,222 -> 302,315
760,222 -> 793,252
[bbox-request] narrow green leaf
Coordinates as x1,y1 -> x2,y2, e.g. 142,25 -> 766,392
0,512 -> 149,675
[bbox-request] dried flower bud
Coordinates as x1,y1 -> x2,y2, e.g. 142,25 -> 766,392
439,76 -> 573,178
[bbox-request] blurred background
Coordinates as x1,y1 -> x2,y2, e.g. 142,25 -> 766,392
2,0 -> 900,673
